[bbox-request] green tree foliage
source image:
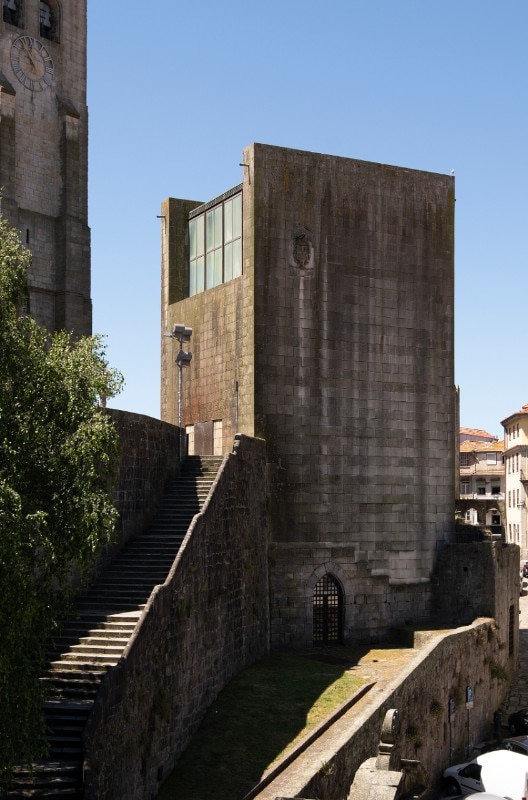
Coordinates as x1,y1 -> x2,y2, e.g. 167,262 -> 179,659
0,217 -> 123,773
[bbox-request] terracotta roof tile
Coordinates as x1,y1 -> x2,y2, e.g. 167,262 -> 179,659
460,440 -> 504,453
501,403 -> 528,426
459,427 -> 498,441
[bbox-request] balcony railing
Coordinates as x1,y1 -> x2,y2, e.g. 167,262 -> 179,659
459,492 -> 505,501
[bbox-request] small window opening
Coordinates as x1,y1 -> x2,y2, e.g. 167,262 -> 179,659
3,0 -> 21,26
313,574 -> 343,645
26,228 -> 30,244
40,1 -> 59,42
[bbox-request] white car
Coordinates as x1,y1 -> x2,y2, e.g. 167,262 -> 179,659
466,795 -> 515,800
443,749 -> 528,798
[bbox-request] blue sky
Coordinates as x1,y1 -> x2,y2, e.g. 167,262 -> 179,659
88,1 -> 527,439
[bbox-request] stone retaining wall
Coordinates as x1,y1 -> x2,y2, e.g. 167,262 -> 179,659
83,434 -> 270,800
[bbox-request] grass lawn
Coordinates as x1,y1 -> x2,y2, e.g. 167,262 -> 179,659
157,649 -> 367,800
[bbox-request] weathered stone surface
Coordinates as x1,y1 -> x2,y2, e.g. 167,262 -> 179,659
0,2 -> 91,335
161,144 -> 456,645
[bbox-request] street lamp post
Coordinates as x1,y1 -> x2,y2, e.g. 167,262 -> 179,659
164,323 -> 192,461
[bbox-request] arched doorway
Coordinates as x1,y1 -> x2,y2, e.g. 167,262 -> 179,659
313,574 -> 343,645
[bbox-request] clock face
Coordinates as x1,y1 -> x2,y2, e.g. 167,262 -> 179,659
10,35 -> 55,92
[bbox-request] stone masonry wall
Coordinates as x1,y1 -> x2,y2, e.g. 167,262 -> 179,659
105,409 -> 181,545
0,0 -> 91,334
83,434 -> 269,800
245,143 -> 455,646
431,540 -> 520,632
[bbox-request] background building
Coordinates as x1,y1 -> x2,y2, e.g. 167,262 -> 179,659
458,436 -> 505,534
0,0 -> 91,335
502,403 -> 528,558
459,427 -> 499,444
161,143 -> 456,646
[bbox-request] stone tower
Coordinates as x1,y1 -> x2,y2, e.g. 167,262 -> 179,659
161,143 -> 455,646
0,0 -> 91,335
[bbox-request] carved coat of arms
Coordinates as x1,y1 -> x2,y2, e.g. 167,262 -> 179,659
289,231 -> 314,275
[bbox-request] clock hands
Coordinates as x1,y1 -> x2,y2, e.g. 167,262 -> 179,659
21,38 -> 38,70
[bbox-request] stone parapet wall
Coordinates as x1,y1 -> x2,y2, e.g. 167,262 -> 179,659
83,434 -> 269,800
432,540 -> 520,632
105,409 -> 181,546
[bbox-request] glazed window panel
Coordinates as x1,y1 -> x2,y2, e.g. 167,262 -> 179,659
189,216 -> 205,296
195,256 -> 205,293
188,191 -> 242,296
224,241 -> 233,282
232,193 -> 242,238
206,206 -> 222,251
224,198 -> 233,242
207,248 -> 222,289
232,238 -> 242,278
189,215 -> 204,260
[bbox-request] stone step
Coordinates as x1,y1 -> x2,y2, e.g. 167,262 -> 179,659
46,719 -> 86,735
40,670 -> 102,700
49,636 -> 124,652
44,668 -> 105,681
41,686 -> 102,701
119,542 -> 183,551
115,542 -> 183,552
4,761 -> 82,799
49,651 -> 120,666
41,682 -> 100,701
43,699 -> 94,713
74,600 -> 145,612
74,603 -> 144,615
77,594 -> 149,608
96,569 -> 167,589
100,564 -> 171,574
119,537 -> 187,546
54,626 -> 135,641
47,737 -> 82,757
81,583 -> 155,596
42,669 -> 107,686
161,486 -> 212,494
56,642 -> 128,658
75,610 -> 142,624
108,557 -> 175,567
110,554 -> 177,564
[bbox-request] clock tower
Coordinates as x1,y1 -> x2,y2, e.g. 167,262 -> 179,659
0,0 -> 91,336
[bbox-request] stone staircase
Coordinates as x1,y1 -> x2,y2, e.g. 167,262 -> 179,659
5,455 -> 223,799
